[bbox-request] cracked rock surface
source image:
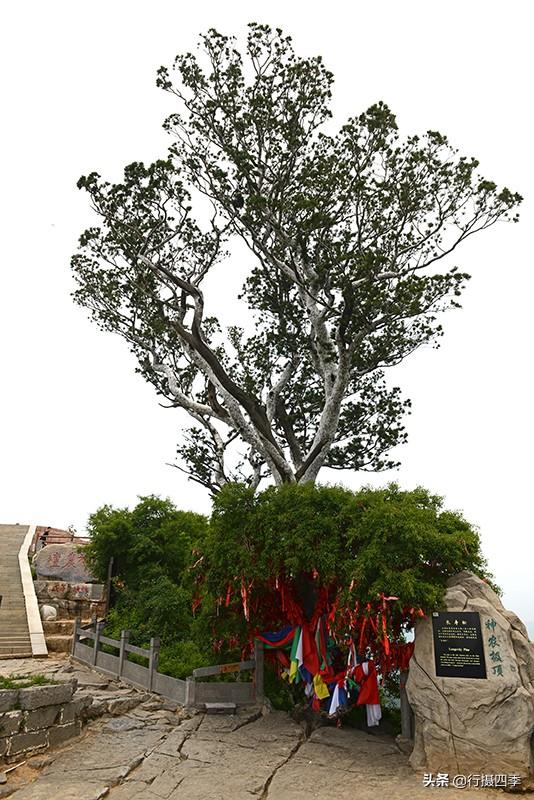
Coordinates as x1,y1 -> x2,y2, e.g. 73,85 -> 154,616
1,657 -> 507,799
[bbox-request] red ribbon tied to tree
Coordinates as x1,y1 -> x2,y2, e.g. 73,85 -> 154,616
378,593 -> 399,656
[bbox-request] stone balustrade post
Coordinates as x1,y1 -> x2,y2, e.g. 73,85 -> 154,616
118,629 -> 130,679
148,637 -> 160,692
185,676 -> 196,708
92,620 -> 103,667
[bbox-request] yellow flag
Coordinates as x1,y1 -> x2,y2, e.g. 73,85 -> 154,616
313,673 -> 330,700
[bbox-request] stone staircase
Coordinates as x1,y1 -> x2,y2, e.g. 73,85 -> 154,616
0,524 -> 33,656
42,619 -> 91,653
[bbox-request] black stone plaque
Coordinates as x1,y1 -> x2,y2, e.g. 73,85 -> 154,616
432,611 -> 487,679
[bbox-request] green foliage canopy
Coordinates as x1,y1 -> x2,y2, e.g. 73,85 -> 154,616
84,495 -> 208,585
72,24 -> 522,493
84,485 -> 493,678
201,482 -> 493,632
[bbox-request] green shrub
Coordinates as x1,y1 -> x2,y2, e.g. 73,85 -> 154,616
84,495 -> 208,585
105,575 -> 193,645
158,640 -> 209,679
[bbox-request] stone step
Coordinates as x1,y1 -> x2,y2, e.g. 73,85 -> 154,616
0,628 -> 29,634
43,620 -> 76,635
0,624 -> 29,630
45,635 -> 73,653
0,609 -> 28,614
0,650 -> 33,657
0,640 -> 31,645
0,643 -> 31,648
203,703 -> 237,715
0,613 -> 28,619
0,629 -> 30,635
0,629 -> 29,635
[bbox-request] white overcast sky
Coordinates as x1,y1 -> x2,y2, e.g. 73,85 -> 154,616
1,1 -> 532,635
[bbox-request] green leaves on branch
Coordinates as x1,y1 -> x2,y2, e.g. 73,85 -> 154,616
85,485 -> 495,676
84,495 -> 208,585
204,482 -> 493,613
72,23 -> 522,492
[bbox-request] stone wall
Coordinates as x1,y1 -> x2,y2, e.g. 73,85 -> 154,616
33,543 -> 106,624
34,581 -> 106,620
0,681 -> 90,763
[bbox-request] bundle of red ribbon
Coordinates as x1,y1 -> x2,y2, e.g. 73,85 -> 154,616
201,573 -> 423,676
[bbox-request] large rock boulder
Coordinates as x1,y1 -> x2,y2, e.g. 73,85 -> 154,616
33,543 -> 95,583
406,571 -> 534,778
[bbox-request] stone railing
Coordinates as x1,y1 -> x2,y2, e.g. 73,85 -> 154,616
72,621 -> 264,708
0,681 -> 88,763
188,647 -> 264,707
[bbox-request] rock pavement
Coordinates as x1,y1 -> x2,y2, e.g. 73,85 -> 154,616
0,656 -> 513,799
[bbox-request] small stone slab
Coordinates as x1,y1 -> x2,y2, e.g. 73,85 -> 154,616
19,683 -> 74,711
107,696 -> 145,716
0,711 -> 22,736
48,721 -> 81,748
203,702 -> 237,715
24,704 -> 62,731
0,691 -> 18,713
70,672 -> 108,689
103,718 -> 145,733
